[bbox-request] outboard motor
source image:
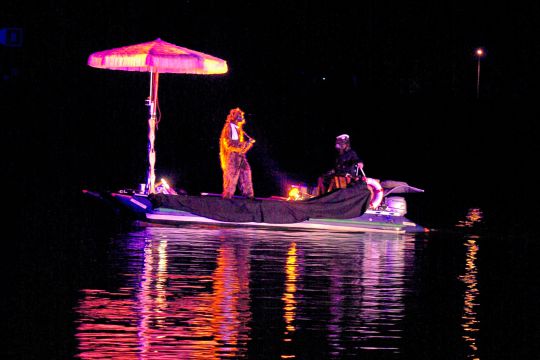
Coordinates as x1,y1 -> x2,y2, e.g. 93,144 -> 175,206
385,196 -> 407,216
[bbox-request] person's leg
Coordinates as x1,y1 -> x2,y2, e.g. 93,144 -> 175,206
222,156 -> 241,199
315,176 -> 325,196
315,173 -> 334,196
238,159 -> 254,198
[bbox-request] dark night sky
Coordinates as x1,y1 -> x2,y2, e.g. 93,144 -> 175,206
3,0 -> 539,228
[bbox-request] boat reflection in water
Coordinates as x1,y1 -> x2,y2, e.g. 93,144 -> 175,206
75,227 -> 416,358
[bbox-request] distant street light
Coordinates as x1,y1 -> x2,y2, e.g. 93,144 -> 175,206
475,48 -> 485,99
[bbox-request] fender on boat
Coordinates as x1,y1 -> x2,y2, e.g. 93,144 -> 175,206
366,178 -> 383,209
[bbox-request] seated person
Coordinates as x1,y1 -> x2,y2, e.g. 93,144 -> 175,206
315,134 -> 364,195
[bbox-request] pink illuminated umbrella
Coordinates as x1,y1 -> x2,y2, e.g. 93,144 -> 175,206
88,38 -> 228,193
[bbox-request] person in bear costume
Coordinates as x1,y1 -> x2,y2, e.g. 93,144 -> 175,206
219,107 -> 256,199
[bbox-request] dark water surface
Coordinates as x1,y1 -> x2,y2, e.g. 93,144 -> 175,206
8,216 -> 538,359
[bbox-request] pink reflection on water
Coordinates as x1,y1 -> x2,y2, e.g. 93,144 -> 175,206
75,232 -> 251,359
327,233 -> 413,355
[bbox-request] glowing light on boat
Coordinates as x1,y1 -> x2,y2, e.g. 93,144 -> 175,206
287,187 -> 300,201
286,184 -> 313,201
155,178 -> 178,195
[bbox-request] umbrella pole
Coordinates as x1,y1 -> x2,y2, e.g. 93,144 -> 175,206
146,70 -> 159,194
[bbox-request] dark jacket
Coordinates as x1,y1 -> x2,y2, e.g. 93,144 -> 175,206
335,149 -> 361,176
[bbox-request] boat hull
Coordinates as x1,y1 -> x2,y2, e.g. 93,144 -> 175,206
84,191 -> 425,234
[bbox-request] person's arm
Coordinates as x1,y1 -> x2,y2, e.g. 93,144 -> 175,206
346,150 -> 363,178
352,151 -> 365,179
221,124 -> 250,153
241,139 -> 255,154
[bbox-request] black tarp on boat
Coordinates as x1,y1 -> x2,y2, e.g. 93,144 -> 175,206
149,181 -> 371,224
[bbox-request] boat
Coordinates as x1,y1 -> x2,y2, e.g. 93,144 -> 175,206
83,178 -> 427,234
82,43 -> 426,234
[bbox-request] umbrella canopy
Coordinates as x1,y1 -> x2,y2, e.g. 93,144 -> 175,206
88,38 -> 228,74
88,38 -> 228,193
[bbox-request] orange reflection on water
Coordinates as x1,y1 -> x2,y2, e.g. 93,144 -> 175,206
282,242 -> 298,339
459,237 -> 481,359
281,241 -> 301,359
